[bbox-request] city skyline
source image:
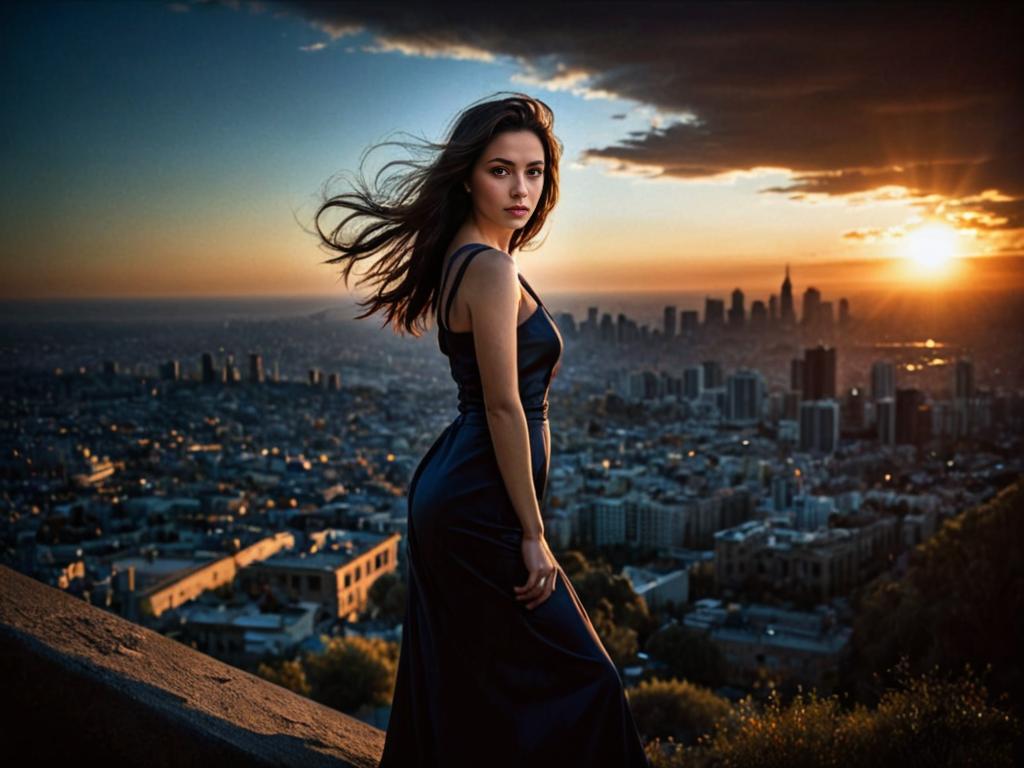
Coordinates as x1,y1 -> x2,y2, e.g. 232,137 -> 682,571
2,1 -> 1022,300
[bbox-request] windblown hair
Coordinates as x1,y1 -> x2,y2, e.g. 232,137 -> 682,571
312,92 -> 563,337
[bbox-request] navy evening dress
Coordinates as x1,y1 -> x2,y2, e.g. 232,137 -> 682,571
378,243 -> 650,768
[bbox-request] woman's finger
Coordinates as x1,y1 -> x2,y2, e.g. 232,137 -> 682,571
527,570 -> 557,609
519,568 -> 554,602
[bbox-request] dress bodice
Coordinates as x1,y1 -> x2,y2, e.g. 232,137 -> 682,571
437,243 -> 563,418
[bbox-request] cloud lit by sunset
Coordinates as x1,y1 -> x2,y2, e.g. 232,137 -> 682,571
1,1 -> 1021,299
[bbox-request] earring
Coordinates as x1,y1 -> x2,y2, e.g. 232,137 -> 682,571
464,184 -> 471,193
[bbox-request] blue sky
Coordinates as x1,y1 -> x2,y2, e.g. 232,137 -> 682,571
2,1 -> 1020,300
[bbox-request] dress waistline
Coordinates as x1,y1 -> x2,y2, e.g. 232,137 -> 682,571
457,400 -> 548,421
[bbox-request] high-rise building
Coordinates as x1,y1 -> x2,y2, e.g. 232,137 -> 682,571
954,358 -> 975,399
780,264 -> 796,327
953,358 -> 975,437
838,298 -> 850,327
663,305 -> 677,339
819,301 -> 834,329
728,289 -> 745,329
704,298 -> 725,327
871,361 -> 895,401
771,475 -> 794,511
248,353 -> 265,384
802,287 -> 821,328
842,387 -> 866,431
802,345 -> 837,401
702,360 -> 724,389
768,294 -> 779,324
683,366 -> 704,400
726,369 -> 764,424
680,310 -> 699,336
201,352 -> 217,385
876,397 -> 896,446
790,358 -> 804,393
895,388 -> 927,445
160,360 -> 181,381
799,399 -> 840,454
750,300 -> 767,328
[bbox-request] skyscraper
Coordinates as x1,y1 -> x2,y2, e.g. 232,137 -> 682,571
726,369 -> 764,424
704,297 -> 725,327
663,305 -> 677,339
683,366 -> 704,400
702,360 -> 724,389
870,361 -> 896,401
680,310 -> 699,336
802,345 -> 837,401
728,288 -> 745,329
780,264 -> 796,327
248,353 -> 265,384
799,399 -> 840,454
802,286 -> 822,328
750,300 -> 767,328
955,358 -> 975,399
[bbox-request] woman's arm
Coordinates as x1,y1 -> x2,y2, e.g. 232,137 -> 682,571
462,249 -> 543,539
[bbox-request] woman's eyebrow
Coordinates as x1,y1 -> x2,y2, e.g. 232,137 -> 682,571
486,157 -> 545,166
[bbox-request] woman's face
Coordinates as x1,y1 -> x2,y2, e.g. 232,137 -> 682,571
468,130 -> 546,232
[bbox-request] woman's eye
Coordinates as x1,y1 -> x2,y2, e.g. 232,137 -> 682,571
490,168 -> 544,177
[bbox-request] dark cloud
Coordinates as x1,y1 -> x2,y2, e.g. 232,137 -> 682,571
269,1 -> 1023,233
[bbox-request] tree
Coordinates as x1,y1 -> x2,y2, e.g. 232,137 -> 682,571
367,572 -> 406,622
842,477 -> 1024,720
303,635 -> 397,714
627,676 -> 732,745
644,623 -> 727,689
256,657 -> 310,697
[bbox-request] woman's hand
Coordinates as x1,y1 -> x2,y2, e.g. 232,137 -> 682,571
515,534 -> 559,610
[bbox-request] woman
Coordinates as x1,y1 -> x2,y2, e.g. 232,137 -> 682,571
314,92 -> 649,767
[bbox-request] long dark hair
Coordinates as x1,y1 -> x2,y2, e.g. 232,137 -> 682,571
312,92 -> 563,337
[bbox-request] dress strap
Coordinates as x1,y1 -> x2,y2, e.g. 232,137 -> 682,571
438,244 -> 493,332
518,273 -> 546,313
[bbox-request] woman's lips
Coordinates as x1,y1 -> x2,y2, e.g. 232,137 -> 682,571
506,207 -> 529,217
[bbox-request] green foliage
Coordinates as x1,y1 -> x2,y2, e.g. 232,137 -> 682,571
844,477 -> 1024,715
589,596 -> 640,668
303,634 -> 397,714
367,572 -> 406,622
255,657 -> 311,697
644,623 -> 727,689
628,676 -> 732,743
642,664 -> 1019,767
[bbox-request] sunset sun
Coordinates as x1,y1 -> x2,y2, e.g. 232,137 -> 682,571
902,222 -> 960,279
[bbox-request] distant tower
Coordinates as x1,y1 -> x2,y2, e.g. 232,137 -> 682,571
680,310 -> 699,336
201,352 -> 216,384
704,297 -> 725,327
728,288 -> 745,329
725,369 -> 764,424
702,360 -> 724,389
780,264 -> 796,327
750,300 -> 767,328
248,353 -> 265,384
871,361 -> 896,401
802,345 -> 837,400
838,297 -> 850,327
802,286 -> 821,327
954,358 -> 975,399
663,305 -> 677,339
768,294 -> 779,324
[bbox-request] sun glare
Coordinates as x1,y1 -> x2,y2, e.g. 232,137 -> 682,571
902,222 -> 960,280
